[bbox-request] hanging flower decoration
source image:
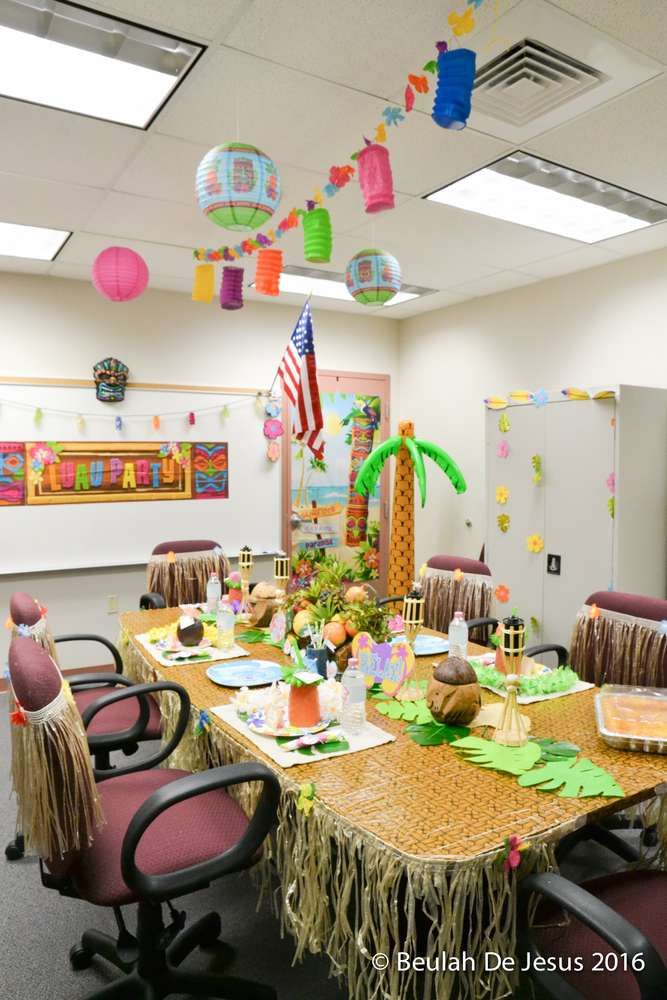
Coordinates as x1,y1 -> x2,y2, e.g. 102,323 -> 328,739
495,485 -> 509,505
589,603 -> 600,620
194,709 -> 212,735
497,440 -> 510,459
453,567 -> 464,582
606,472 -> 616,494
526,534 -> 544,554
296,781 -> 316,816
382,106 -> 405,127
608,497 -> 615,519
497,514 -> 510,533
531,455 -> 543,485
532,388 -> 549,408
500,834 -> 527,874
404,85 -> 415,113
494,584 -> 510,604
449,7 -> 475,35
498,413 -> 510,433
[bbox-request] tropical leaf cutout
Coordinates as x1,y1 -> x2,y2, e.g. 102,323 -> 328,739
518,757 -> 623,798
530,738 -> 580,762
414,439 -> 467,494
375,698 -> 433,724
406,721 -> 469,746
452,736 -> 541,775
354,435 -> 401,497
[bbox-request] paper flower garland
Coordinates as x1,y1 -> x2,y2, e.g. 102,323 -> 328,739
495,485 -> 509,505
526,534 -> 544,554
497,514 -> 510,533
497,440 -> 510,459
498,413 -> 510,433
532,388 -> 549,408
494,584 -> 510,603
531,455 -> 543,485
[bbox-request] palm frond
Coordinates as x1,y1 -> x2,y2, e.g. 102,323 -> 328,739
415,439 -> 467,494
354,435 -> 402,496
404,436 -> 427,507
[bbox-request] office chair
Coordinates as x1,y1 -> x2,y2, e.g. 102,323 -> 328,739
8,635 -> 280,1000
422,555 -> 493,642
141,539 -> 230,609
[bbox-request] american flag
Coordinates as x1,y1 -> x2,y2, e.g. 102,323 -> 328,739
277,301 -> 324,459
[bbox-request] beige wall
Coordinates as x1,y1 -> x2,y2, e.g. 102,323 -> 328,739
397,247 -> 667,571
0,273 -> 399,665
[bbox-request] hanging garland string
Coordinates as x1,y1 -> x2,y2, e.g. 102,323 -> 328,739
192,0 -> 500,264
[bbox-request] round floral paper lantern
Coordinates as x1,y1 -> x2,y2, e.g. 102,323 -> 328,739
345,248 -> 402,306
196,142 -> 281,231
92,246 -> 149,302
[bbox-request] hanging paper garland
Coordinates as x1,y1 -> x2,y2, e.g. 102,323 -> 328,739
357,142 -> 395,213
34,407 -> 43,426
431,42 -> 476,131
345,249 -> 401,306
115,416 -> 122,431
152,415 -> 160,430
192,263 -> 215,303
220,266 -> 244,310
301,205 -> 333,263
187,412 -> 196,426
196,143 -> 281,231
255,249 -> 283,296
92,246 -> 149,302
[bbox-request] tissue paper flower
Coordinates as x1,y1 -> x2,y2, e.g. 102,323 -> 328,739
526,534 -> 544,554
453,568 -> 464,582
498,413 -> 510,433
532,388 -> 549,408
495,486 -> 509,505
494,585 -> 510,604
606,472 -> 616,494
589,603 -> 600,620
497,440 -> 510,459
501,834 -> 527,874
497,514 -> 510,533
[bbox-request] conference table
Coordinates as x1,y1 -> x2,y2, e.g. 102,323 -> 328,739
120,609 -> 667,1000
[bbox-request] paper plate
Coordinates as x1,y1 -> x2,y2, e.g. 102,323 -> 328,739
246,718 -> 330,738
392,634 -> 449,656
206,659 -> 283,688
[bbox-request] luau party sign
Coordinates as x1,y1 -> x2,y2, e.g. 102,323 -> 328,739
0,441 -> 229,506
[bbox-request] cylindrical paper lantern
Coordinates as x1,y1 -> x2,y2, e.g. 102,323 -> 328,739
255,249 -> 283,296
92,247 -> 149,302
302,207 -> 332,263
432,47 -> 476,130
196,142 -> 281,231
192,263 -> 215,303
345,248 -> 401,306
220,266 -> 244,310
357,143 -> 395,213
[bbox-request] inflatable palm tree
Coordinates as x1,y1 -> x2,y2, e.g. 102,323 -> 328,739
354,420 -> 466,596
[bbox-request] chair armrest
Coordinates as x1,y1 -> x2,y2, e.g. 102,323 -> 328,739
525,643 -> 569,668
466,617 -> 498,645
121,762 -> 281,902
376,595 -> 404,608
68,672 -> 135,690
555,823 -> 641,866
140,592 -> 166,610
518,872 -> 667,999
81,681 -> 189,779
54,633 -> 123,673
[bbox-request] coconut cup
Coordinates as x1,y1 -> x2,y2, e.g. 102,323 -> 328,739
426,655 -> 481,726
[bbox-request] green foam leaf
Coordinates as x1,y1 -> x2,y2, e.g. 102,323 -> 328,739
406,721 -> 469,746
518,757 -> 623,798
452,736 -> 541,775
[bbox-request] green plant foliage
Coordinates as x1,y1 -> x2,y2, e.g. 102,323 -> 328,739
451,736 -> 541,775
518,758 -> 623,798
406,720 -> 470,746
530,738 -> 581,762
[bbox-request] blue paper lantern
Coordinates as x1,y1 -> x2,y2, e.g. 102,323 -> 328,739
196,142 -> 281,231
432,47 -> 476,131
345,249 -> 401,306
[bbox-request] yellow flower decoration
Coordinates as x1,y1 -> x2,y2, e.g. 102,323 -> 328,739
497,514 -> 510,533
418,562 -> 428,579
589,603 -> 600,620
496,485 -> 509,505
526,534 -> 544,554
498,413 -> 510,433
453,567 -> 464,582
296,782 -> 316,816
375,122 -> 387,143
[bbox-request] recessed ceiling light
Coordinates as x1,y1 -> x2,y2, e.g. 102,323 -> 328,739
0,0 -> 204,128
250,267 -> 422,306
425,151 -> 667,244
0,221 -> 70,260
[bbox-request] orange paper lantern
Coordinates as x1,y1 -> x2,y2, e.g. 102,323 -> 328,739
255,248 -> 283,296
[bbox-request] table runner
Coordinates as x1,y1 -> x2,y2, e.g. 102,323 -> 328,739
120,609 -> 667,1000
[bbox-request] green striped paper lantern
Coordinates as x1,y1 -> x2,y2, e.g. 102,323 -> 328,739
345,248 -> 401,306
196,142 -> 281,231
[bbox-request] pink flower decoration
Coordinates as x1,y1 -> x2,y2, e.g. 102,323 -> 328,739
263,418 -> 284,440
502,834 -> 524,874
388,614 -> 405,633
606,472 -> 616,495
497,440 -> 510,459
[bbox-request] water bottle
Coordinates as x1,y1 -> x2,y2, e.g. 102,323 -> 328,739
216,595 -> 235,650
341,657 -> 366,735
206,573 -> 221,612
448,611 -> 469,659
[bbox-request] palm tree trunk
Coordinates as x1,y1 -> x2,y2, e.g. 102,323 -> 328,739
387,421 -> 415,596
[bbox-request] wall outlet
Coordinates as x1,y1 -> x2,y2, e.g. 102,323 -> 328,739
107,594 -> 118,614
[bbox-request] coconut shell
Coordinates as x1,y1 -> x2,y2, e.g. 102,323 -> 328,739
177,618 -> 204,647
427,674 -> 481,726
248,581 -> 281,627
433,655 -> 477,686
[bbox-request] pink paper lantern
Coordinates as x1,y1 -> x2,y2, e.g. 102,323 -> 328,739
357,142 -> 395,213
92,247 -> 149,302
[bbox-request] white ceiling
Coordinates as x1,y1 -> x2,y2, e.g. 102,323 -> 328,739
2,0 -> 667,318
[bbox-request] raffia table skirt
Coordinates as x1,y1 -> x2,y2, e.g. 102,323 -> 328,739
119,610 -> 667,1000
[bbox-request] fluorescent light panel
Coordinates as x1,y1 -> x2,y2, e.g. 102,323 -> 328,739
250,269 -> 419,306
0,221 -> 70,260
0,1 -> 202,127
426,152 -> 667,244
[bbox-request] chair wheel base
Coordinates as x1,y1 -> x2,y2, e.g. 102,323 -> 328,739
70,944 -> 94,970
5,838 -> 25,861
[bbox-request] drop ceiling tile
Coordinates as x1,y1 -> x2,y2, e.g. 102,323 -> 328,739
448,270 -> 540,300
0,256 -> 52,275
0,173 -> 106,230
83,191 -> 218,247
87,0 -> 248,41
58,232 -> 192,278
528,76 -> 667,203
518,245 -> 619,279
383,289 -> 469,320
597,219 -> 667,257
550,0 -> 667,65
113,135 -> 212,205
48,262 -> 92,282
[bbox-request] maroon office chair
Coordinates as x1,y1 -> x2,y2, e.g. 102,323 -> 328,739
141,539 -> 230,609
6,591 -> 162,862
8,636 -> 280,1000
423,554 -> 494,643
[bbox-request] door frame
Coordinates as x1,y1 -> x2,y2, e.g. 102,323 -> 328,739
282,369 -> 391,594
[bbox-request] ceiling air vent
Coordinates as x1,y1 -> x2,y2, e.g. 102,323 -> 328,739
473,39 -> 607,127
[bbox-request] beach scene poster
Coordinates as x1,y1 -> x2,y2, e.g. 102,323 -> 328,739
290,392 -> 382,586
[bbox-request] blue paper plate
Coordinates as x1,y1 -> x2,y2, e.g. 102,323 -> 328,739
392,634 -> 449,656
206,659 -> 283,688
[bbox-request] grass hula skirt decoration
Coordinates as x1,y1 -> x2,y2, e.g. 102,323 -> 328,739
192,262 -> 215,302
9,591 -> 59,664
220,265 -> 244,309
431,41 -> 477,130
255,248 -> 283,296
301,204 -> 333,263
8,637 -> 104,859
196,142 -> 281,231
92,246 -> 149,302
357,141 -> 395,213
345,248 -> 401,306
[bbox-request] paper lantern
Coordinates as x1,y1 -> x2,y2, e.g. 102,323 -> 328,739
220,266 -> 244,310
196,142 -> 281,231
345,248 -> 401,306
192,263 -> 215,303
357,143 -> 395,213
432,46 -> 476,130
302,207 -> 332,263
255,248 -> 283,296
92,247 -> 149,302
